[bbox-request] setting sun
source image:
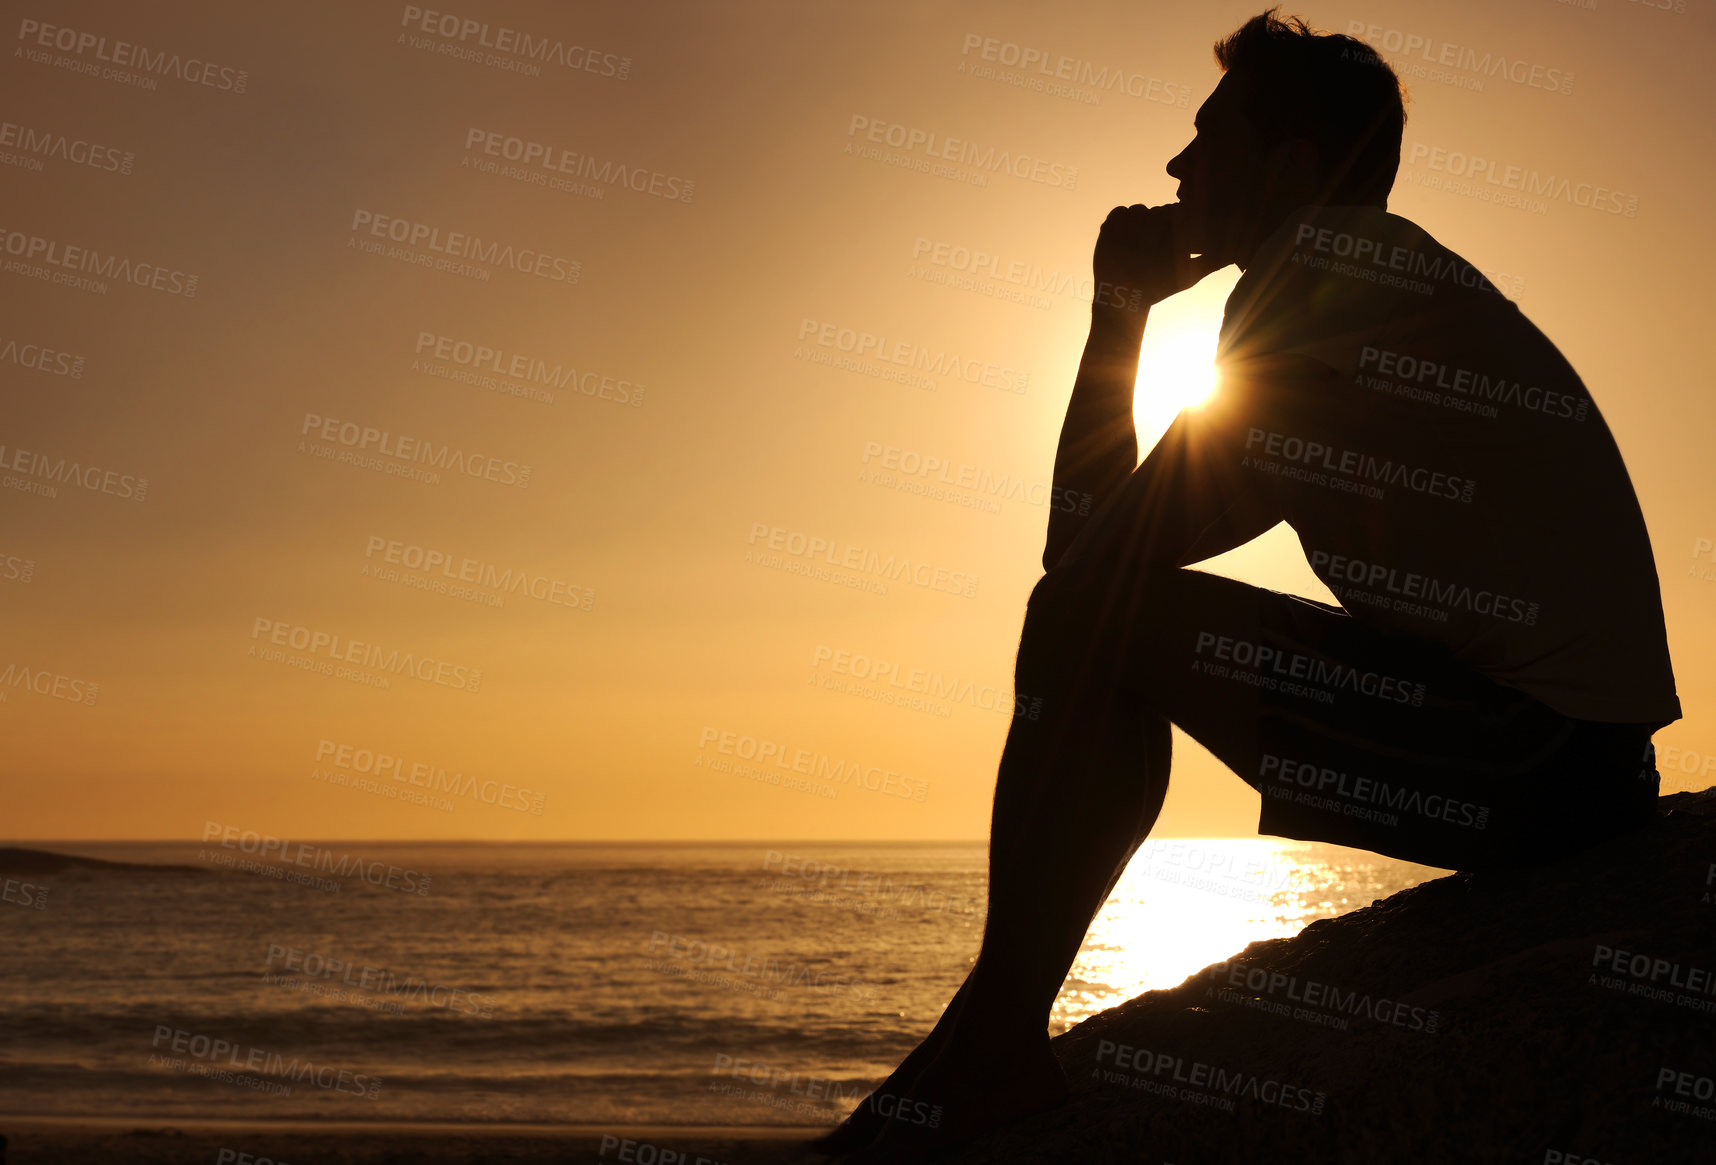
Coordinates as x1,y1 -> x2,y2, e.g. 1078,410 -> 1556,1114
1133,313 -> 1224,449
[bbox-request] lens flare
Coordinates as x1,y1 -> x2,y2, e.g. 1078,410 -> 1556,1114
1133,322 -> 1222,449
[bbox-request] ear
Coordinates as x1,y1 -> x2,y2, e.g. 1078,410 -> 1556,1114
1271,137 -> 1321,188
1258,137 -> 1321,207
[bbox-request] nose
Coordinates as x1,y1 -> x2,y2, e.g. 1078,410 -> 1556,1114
1165,141 -> 1191,181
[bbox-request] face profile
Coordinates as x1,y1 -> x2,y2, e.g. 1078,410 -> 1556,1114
1165,75 -> 1273,268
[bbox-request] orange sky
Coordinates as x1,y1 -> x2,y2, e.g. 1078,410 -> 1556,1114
4,0 -> 1714,840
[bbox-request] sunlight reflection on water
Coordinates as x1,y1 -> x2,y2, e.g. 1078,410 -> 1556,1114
1052,838 -> 1441,1033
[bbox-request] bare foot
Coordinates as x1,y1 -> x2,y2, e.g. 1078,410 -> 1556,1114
839,1027 -> 1070,1164
803,982 -> 974,1156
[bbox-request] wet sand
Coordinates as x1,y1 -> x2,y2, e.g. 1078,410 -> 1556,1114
0,1115 -> 828,1165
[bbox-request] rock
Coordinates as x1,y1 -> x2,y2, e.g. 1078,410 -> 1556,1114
950,789 -> 1716,1164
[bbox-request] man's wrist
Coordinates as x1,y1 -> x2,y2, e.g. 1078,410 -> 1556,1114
1090,300 -> 1151,345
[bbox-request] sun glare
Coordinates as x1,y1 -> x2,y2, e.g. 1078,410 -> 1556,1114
1133,324 -> 1222,450
1051,839 -> 1329,1033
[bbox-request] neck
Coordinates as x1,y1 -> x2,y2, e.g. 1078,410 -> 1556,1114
1234,198 -> 1383,271
1232,204 -> 1297,273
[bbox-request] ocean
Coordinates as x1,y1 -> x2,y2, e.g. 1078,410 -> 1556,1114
0,839 -> 1443,1127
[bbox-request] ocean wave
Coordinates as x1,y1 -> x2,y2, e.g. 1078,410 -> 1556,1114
0,1004 -> 919,1065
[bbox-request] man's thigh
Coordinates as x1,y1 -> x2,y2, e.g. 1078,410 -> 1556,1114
1028,563 -> 1593,869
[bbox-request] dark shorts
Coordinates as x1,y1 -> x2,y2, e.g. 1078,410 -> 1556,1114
1023,564 -> 1661,872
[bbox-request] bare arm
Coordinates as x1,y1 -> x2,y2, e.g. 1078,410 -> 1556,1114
1047,353 -> 1341,575
1043,202 -> 1225,571
1043,305 -> 1150,571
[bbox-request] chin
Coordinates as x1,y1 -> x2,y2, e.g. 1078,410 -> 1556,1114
1176,206 -> 1215,251
1189,222 -> 1234,265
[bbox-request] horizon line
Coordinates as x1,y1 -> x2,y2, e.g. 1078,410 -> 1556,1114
1,835 -> 1271,845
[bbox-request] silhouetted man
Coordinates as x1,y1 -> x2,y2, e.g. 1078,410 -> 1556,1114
816,11 -> 1679,1161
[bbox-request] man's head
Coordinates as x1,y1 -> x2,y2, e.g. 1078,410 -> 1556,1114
1167,9 -> 1406,268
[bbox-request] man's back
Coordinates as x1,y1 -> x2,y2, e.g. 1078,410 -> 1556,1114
1217,204 -> 1679,727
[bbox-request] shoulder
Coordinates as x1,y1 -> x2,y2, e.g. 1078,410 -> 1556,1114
1206,351 -> 1347,432
1217,206 -> 1506,371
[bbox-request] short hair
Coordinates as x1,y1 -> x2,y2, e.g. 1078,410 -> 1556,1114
1213,9 -> 1406,205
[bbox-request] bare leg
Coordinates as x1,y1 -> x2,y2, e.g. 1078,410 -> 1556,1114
821,555 -> 1560,1158
827,571 -> 1174,1159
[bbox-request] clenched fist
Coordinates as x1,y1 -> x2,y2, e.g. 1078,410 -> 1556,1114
1092,202 -> 1227,314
